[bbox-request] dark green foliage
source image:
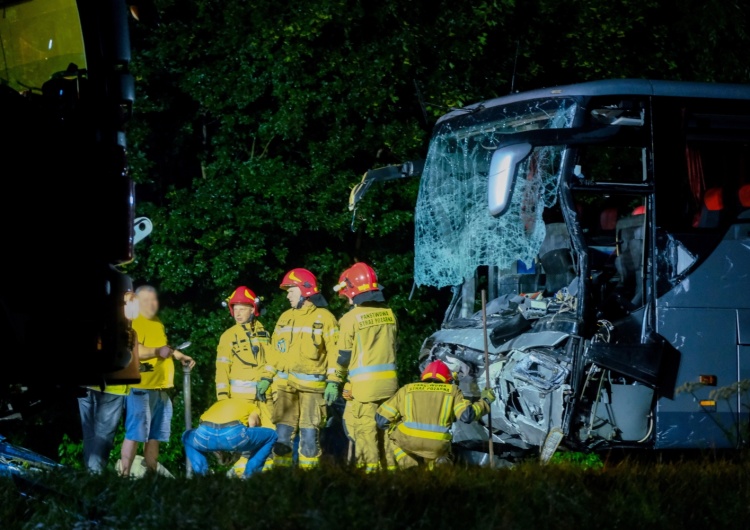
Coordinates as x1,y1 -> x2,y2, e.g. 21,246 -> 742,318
549,450 -> 605,469
3,455 -> 750,529
57,434 -> 83,470
39,0 -> 750,474
101,0 -> 750,475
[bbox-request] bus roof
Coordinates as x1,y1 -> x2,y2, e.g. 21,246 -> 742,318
436,78 -> 750,125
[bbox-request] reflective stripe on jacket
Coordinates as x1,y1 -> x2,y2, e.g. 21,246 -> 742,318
376,382 -> 489,442
215,320 -> 271,400
267,304 -> 339,392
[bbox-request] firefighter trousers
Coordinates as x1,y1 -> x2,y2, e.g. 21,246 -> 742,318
272,386 -> 326,468
348,399 -> 396,472
389,429 -> 452,469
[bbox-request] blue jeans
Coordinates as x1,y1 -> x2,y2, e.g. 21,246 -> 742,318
125,389 -> 173,442
182,423 -> 277,477
77,389 -> 125,472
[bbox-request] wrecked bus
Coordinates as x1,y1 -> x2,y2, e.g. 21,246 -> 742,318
350,78 -> 750,462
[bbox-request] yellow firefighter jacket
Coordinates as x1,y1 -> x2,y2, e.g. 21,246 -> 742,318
329,304 -> 398,403
215,319 -> 271,401
265,303 -> 339,392
376,381 -> 489,458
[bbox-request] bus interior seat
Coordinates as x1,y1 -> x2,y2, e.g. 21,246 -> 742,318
600,207 -> 618,232
538,222 -> 576,295
614,213 -> 645,309
739,184 -> 750,211
587,205 -> 619,248
693,187 -> 724,228
587,205 -> 620,287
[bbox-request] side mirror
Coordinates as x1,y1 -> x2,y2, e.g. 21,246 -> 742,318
488,142 -> 532,217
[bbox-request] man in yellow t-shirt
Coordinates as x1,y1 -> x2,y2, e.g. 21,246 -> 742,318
182,398 -> 277,478
119,285 -> 195,476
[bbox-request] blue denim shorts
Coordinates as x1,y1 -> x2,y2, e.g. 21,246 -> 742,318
125,389 -> 173,442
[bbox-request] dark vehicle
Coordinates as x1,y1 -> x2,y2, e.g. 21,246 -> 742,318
0,0 -> 151,424
351,78 -> 750,461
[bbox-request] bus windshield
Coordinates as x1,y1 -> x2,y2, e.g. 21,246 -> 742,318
0,0 -> 86,93
414,98 -> 577,289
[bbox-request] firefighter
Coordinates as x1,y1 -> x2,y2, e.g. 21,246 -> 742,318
375,359 -> 495,469
258,268 -> 339,468
326,262 -> 399,472
216,285 -> 274,474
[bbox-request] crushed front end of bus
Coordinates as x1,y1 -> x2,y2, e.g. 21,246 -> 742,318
409,81 -> 750,462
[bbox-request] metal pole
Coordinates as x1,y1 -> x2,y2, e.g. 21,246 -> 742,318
481,289 -> 495,469
183,365 -> 193,477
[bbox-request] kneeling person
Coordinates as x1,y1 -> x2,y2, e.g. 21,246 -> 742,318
182,398 -> 277,478
375,359 -> 494,469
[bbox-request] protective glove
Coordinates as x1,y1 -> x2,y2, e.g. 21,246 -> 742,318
324,381 -> 340,406
481,387 -> 496,405
256,378 -> 271,403
156,345 -> 173,359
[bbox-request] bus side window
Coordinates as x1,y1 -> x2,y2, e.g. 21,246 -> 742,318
655,229 -> 698,296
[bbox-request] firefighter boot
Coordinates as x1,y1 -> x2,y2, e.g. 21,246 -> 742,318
298,427 -> 321,469
273,424 -> 295,467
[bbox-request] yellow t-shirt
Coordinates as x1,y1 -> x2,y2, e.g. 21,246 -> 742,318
200,398 -> 261,427
84,384 -> 129,395
130,314 -> 174,390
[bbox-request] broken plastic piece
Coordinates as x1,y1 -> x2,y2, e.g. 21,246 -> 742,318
540,428 -> 564,463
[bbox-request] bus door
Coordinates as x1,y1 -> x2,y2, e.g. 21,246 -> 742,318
570,140 -> 661,446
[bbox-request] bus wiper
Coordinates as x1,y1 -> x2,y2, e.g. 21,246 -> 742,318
348,160 -> 425,230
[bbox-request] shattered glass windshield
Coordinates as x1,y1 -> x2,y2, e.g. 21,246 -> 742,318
414,98 -> 577,288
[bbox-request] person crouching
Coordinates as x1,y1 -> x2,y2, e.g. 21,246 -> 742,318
182,397 -> 277,478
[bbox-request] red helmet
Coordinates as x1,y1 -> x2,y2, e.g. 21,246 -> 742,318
226,286 -> 260,317
280,268 -> 320,298
333,262 -> 380,299
421,360 -> 453,383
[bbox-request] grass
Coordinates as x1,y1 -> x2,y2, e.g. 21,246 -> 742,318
3,451 -> 750,530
